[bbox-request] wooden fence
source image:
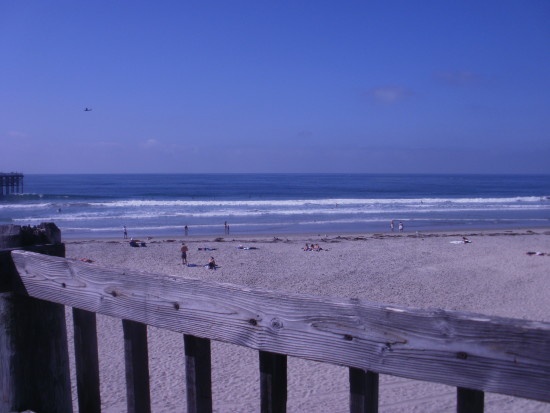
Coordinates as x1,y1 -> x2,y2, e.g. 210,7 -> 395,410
1,224 -> 549,413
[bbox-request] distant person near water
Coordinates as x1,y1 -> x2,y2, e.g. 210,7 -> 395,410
224,221 -> 230,234
184,225 -> 188,236
123,226 -> 128,239
399,221 -> 404,232
180,242 -> 188,265
390,220 -> 394,232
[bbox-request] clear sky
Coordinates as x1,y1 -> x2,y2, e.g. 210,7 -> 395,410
1,1 -> 549,174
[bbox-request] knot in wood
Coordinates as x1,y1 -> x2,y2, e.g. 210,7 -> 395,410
344,334 -> 353,341
61,282 -> 66,288
173,303 -> 180,310
111,291 -> 118,297
270,318 -> 283,329
248,318 -> 258,326
457,352 -> 468,360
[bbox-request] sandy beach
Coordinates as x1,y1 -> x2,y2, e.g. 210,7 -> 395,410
64,228 -> 550,413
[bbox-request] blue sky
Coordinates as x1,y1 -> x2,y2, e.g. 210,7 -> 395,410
1,1 -> 549,173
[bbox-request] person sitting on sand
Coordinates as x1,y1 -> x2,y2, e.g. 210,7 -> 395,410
129,238 -> 139,247
462,237 -> 471,243
314,244 -> 323,251
208,257 -> 216,270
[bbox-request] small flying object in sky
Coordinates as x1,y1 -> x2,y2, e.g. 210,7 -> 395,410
84,107 -> 92,111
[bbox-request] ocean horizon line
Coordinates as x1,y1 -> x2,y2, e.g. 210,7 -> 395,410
20,172 -> 550,176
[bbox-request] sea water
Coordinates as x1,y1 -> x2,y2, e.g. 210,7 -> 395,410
1,174 -> 549,239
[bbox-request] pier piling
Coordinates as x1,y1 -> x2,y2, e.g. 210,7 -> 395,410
0,173 -> 24,196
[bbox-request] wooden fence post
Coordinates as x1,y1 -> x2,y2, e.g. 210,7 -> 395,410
73,308 -> 101,413
457,387 -> 484,413
0,223 -> 73,413
259,351 -> 287,413
350,368 -> 379,413
123,319 -> 152,413
184,334 -> 213,413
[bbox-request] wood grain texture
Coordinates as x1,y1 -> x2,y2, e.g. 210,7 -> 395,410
0,244 -> 65,292
10,250 -> 550,403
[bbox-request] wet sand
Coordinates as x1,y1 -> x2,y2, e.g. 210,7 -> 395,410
65,228 -> 550,412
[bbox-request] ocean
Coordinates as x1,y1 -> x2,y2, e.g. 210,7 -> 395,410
1,174 -> 549,239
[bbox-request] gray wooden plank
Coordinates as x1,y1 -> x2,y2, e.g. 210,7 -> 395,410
259,351 -> 287,413
350,368 -> 378,413
1,244 -> 65,292
123,319 -> 151,413
10,250 -> 550,402
73,308 -> 101,413
184,334 -> 213,413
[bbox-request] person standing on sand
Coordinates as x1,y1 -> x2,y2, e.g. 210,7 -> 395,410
390,220 -> 394,232
180,242 -> 188,265
399,221 -> 404,232
184,225 -> 188,236
123,226 -> 128,239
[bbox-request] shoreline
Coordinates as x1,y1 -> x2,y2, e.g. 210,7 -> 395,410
59,222 -> 550,240
63,226 -> 550,244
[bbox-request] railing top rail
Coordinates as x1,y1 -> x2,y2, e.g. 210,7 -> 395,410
10,249 -> 550,403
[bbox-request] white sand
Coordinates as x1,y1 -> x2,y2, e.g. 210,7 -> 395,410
64,229 -> 550,412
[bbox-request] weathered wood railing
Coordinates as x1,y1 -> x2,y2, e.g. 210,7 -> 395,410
1,224 -> 549,413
